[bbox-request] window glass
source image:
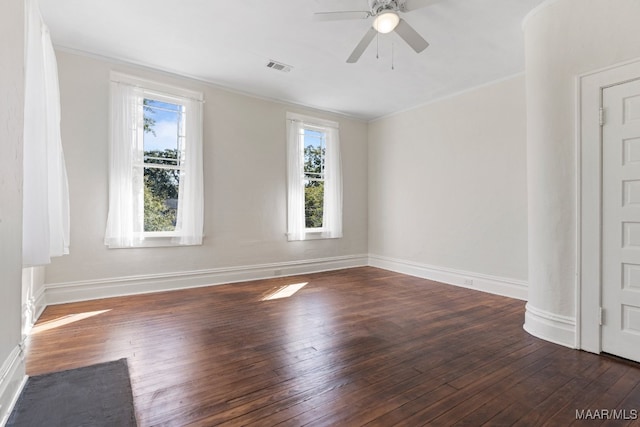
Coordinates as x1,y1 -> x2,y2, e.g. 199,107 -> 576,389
142,98 -> 184,232
303,128 -> 326,229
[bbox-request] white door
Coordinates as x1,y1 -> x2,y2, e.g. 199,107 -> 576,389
602,79 -> 640,363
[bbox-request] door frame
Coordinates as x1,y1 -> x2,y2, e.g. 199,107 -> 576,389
578,58 -> 640,353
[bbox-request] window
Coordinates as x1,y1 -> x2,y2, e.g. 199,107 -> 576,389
142,98 -> 182,233
286,112 -> 342,241
303,127 -> 326,229
105,73 -> 204,248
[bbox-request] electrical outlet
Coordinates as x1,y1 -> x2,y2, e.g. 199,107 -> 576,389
464,279 -> 473,286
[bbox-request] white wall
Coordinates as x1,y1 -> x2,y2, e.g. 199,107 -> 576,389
0,0 -> 26,422
368,75 -> 528,296
523,0 -> 640,347
44,51 -> 368,297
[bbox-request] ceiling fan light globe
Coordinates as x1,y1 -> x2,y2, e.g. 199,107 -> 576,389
372,11 -> 399,34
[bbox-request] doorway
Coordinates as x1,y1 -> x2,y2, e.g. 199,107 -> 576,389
580,59 -> 640,363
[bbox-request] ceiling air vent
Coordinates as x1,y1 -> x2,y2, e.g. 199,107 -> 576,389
266,60 -> 292,73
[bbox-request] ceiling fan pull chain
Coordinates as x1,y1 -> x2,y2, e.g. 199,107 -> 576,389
376,32 -> 379,59
391,42 -> 395,70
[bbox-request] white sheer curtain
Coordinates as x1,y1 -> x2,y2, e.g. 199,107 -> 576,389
23,0 -> 70,266
286,114 -> 342,241
286,119 -> 306,241
104,82 -> 145,248
105,74 -> 203,247
321,126 -> 343,239
173,98 -> 204,245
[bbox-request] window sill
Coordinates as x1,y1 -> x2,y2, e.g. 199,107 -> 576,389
134,237 -> 182,248
286,231 -> 342,241
106,235 -> 203,249
305,230 -> 329,240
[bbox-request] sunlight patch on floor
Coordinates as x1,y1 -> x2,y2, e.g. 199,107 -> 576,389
30,310 -> 112,334
261,282 -> 308,301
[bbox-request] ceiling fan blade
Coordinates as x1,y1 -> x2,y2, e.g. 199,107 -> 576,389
313,11 -> 370,21
400,0 -> 442,12
347,27 -> 377,63
393,18 -> 429,53
314,0 -> 369,11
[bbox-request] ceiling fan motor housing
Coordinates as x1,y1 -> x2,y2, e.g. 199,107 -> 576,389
370,0 -> 401,15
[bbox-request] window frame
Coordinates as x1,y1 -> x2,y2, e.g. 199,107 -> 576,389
106,72 -> 204,248
286,112 -> 342,241
302,123 -> 327,233
138,92 -> 186,239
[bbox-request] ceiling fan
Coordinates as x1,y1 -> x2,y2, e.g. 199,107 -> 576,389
314,0 -> 440,63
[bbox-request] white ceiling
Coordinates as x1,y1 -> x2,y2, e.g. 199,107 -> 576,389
39,0 -> 544,120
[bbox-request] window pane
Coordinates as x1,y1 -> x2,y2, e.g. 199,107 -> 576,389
143,97 -> 183,233
305,180 -> 324,229
144,167 -> 179,232
143,98 -> 182,165
304,129 -> 325,178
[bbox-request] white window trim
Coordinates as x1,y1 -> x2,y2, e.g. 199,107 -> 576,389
286,112 -> 339,129
105,72 -> 204,249
111,72 -> 204,103
286,112 -> 342,242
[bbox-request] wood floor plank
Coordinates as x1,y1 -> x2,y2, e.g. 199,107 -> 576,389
24,267 -> 640,426
495,356 -> 608,425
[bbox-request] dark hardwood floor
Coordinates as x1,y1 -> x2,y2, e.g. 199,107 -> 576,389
25,267 -> 640,426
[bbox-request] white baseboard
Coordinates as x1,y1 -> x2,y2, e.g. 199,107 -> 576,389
0,345 -> 27,426
33,287 -> 46,324
45,254 -> 369,305
21,286 -> 46,338
368,254 -> 528,300
524,303 -> 577,348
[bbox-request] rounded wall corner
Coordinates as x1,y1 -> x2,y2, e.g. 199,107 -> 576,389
521,0 -> 563,32
524,303 -> 577,349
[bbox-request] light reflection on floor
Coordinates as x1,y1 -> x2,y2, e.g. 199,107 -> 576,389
260,282 -> 308,301
30,310 -> 111,334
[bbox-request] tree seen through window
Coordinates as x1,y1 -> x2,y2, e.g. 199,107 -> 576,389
142,98 -> 183,232
304,129 -> 325,228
